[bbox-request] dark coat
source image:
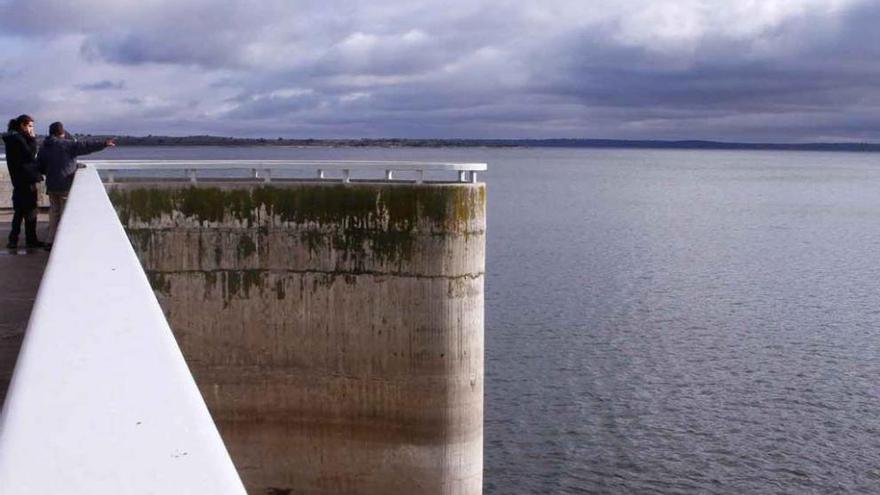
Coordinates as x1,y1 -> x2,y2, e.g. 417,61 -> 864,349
3,131 -> 40,210
38,136 -> 108,193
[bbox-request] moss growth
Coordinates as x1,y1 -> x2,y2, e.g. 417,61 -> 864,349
110,183 -> 480,229
179,187 -> 228,224
126,229 -> 152,252
219,269 -> 266,303
108,187 -> 176,226
243,269 -> 262,295
237,234 -> 257,259
109,182 -> 484,266
145,271 -> 171,294
299,229 -> 325,256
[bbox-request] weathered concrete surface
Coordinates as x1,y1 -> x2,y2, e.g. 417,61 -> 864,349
108,181 -> 486,495
0,168 -> 50,209
0,215 -> 49,405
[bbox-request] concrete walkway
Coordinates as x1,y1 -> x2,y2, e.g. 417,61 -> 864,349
0,213 -> 49,405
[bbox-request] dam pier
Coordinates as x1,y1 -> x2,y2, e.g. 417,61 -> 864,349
0,160 -> 487,495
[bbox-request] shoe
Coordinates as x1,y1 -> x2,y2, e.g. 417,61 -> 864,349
6,240 -> 17,249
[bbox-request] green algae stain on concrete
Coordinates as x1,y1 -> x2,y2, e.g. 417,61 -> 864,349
145,271 -> 171,295
108,188 -> 176,226
179,187 -> 262,226
125,229 -> 152,252
108,182 -> 484,267
299,230 -> 324,256
179,187 -> 229,224
110,183 -> 481,230
219,269 -> 266,305
237,234 -> 257,260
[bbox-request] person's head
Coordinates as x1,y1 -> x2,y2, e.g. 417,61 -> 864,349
7,114 -> 34,136
49,121 -> 64,137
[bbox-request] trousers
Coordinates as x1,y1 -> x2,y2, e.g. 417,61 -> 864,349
8,206 -> 38,245
47,191 -> 68,243
8,186 -> 39,246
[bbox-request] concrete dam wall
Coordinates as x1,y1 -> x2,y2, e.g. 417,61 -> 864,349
107,181 -> 486,495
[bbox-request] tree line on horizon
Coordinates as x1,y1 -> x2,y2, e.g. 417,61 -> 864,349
59,134 -> 880,152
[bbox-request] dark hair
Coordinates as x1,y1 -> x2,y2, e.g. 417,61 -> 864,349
7,114 -> 33,133
49,121 -> 64,136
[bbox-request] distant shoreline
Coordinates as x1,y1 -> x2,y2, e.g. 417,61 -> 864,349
71,135 -> 880,152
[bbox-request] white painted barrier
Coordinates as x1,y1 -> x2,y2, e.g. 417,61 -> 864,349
0,166 -> 246,494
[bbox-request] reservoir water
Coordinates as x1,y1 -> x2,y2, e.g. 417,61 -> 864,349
104,146 -> 880,493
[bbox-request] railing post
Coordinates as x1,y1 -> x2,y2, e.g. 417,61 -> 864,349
458,170 -> 466,182
417,169 -> 424,184
470,171 -> 478,183
262,169 -> 272,183
385,170 -> 393,181
317,169 -> 325,179
187,169 -> 197,183
343,169 -> 351,184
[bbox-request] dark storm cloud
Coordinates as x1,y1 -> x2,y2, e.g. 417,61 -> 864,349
533,8 -> 880,112
76,80 -> 126,91
506,2 -> 880,141
1,0 -> 879,141
81,32 -> 234,67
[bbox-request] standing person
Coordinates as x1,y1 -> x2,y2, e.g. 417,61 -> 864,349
38,122 -> 115,244
4,114 -> 45,250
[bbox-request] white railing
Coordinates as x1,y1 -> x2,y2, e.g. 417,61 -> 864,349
86,159 -> 487,184
0,166 -> 246,494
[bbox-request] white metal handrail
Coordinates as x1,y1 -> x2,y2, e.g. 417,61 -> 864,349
85,159 -> 487,184
0,166 -> 246,493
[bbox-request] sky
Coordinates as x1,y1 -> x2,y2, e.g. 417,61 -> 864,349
0,0 -> 877,142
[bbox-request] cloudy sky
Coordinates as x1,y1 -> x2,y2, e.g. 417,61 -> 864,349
0,0 -> 877,142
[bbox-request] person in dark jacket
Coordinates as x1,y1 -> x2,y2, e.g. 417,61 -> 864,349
38,122 -> 115,243
4,114 -> 45,249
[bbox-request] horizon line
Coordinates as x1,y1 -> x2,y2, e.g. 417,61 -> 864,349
60,135 -> 880,151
